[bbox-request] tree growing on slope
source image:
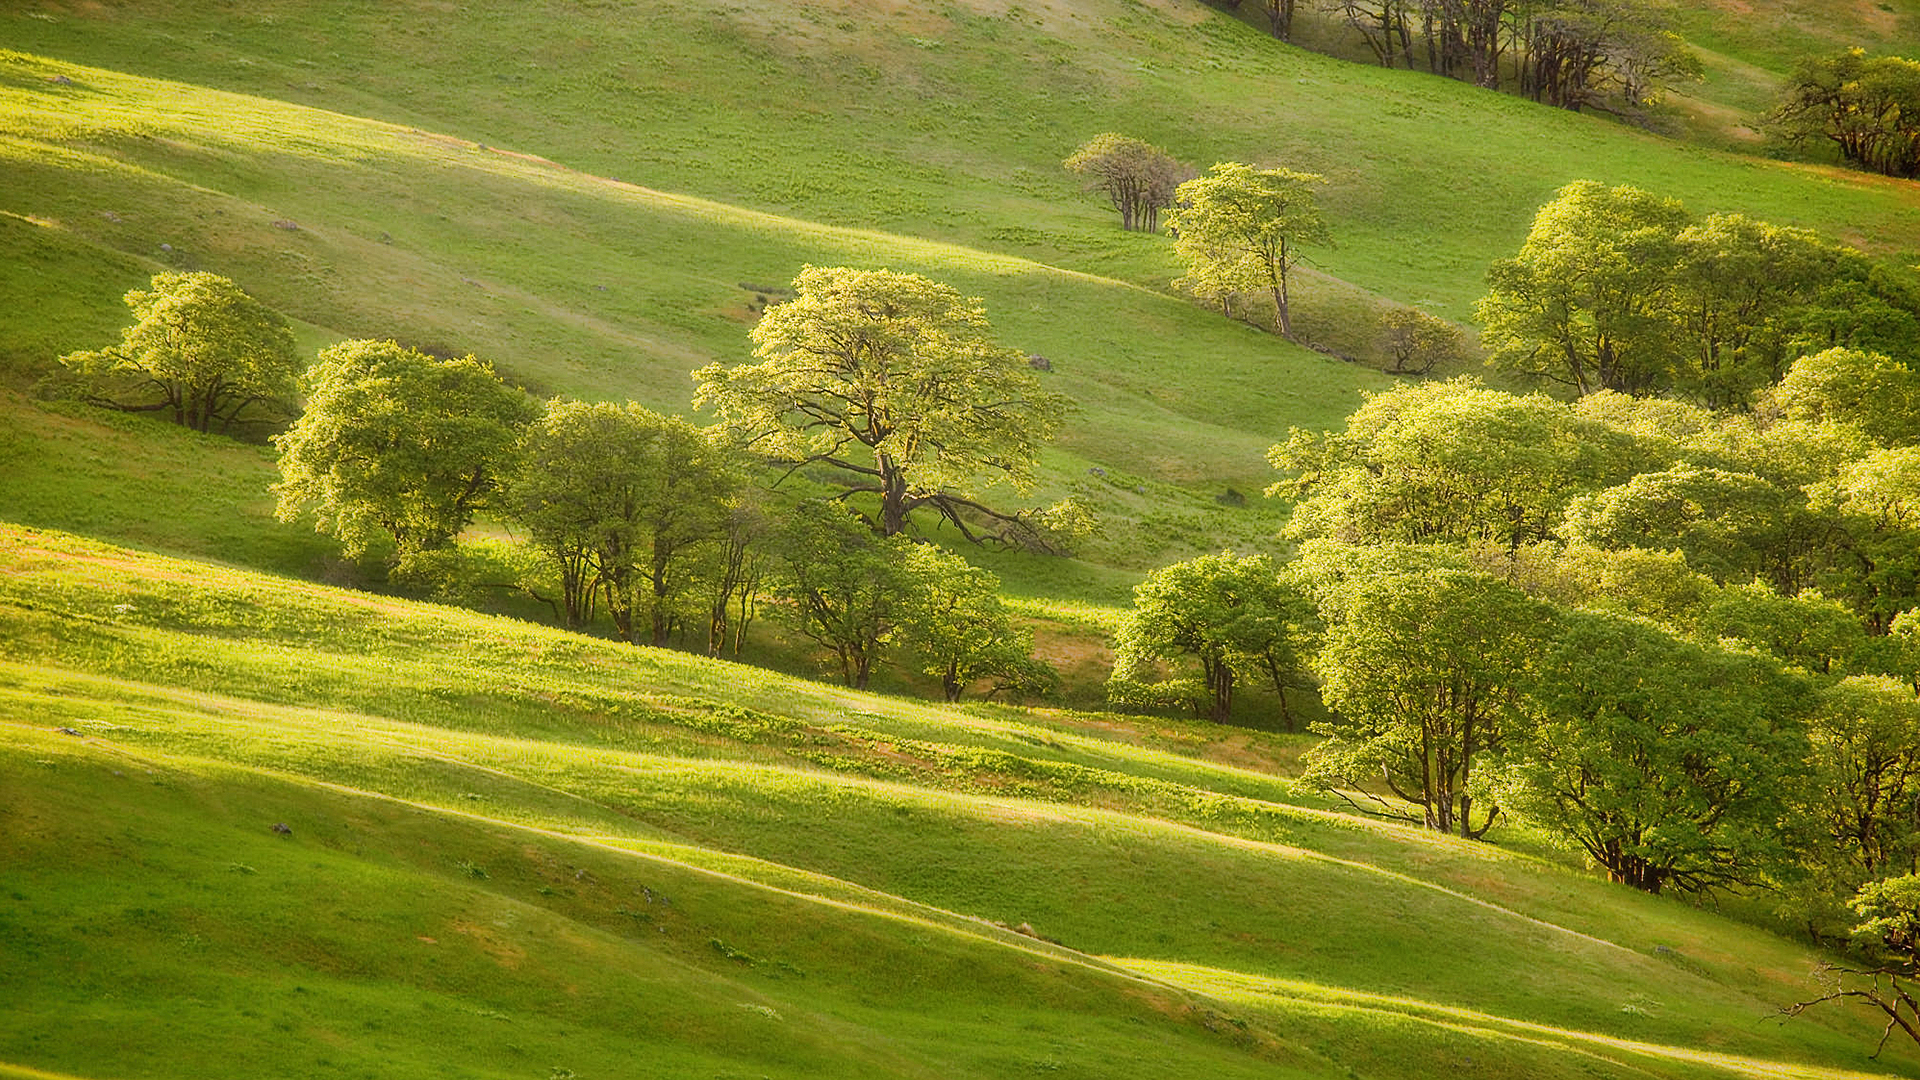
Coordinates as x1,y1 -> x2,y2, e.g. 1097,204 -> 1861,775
274,339 -> 536,559
695,266 -> 1069,546
1168,162 -> 1330,341
1064,133 -> 1191,233
57,271 -> 299,435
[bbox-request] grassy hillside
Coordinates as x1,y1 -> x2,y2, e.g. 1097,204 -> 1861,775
2,523 -> 1915,1079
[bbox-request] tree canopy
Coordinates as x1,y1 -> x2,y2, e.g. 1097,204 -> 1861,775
1108,552 -> 1314,725
273,339 -> 536,559
694,266 -> 1069,545
508,400 -> 739,644
57,271 -> 299,435
1063,133 -> 1190,233
1168,162 -> 1329,340
1773,49 -> 1920,179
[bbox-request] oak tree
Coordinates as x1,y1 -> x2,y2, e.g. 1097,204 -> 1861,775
58,271 -> 298,435
273,340 -> 536,559
695,266 -> 1069,544
1168,163 -> 1330,341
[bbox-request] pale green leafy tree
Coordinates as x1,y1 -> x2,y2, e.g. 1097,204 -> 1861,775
1272,379 -> 1635,551
773,500 -> 919,690
1107,552 -> 1314,725
507,400 -> 738,645
1168,162 -> 1330,340
898,545 -> 1051,703
1303,561 -> 1543,837
695,266 -> 1069,545
274,339 -> 536,559
1775,347 -> 1920,447
1498,609 -> 1807,894
58,271 -> 298,434
1476,180 -> 1689,397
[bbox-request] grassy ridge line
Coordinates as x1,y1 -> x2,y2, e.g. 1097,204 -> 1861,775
7,720 -> 1151,985
0,49 -> 1383,489
1129,960 -> 1898,1080
0,668 -> 1629,961
10,0 -> 1920,320
0,655 -> 1889,1068
0,732 -> 1324,1080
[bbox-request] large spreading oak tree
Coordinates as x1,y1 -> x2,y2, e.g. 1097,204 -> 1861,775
694,266 -> 1068,544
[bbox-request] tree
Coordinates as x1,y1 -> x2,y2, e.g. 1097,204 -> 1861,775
1476,181 -> 1689,397
1804,678 -> 1920,890
1168,162 -> 1330,341
1063,134 -> 1191,233
507,400 -> 738,645
1810,446 -> 1920,633
898,545 -> 1051,702
774,501 -> 918,690
1773,49 -> 1920,179
1559,464 -> 1819,594
1499,610 -> 1808,894
1775,347 -> 1920,447
1786,875 -> 1920,1056
56,271 -> 298,435
1304,564 -> 1543,837
1378,307 -> 1465,375
1272,379 -> 1635,551
1108,552 -> 1315,725
273,340 -> 536,559
694,266 -> 1069,544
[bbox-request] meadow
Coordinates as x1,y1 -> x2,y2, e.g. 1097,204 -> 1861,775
5,0 -> 1920,1075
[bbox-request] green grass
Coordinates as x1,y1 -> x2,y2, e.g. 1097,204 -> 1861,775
1,524 -> 1916,1079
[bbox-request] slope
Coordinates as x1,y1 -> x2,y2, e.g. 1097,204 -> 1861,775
1,523 -> 1915,1079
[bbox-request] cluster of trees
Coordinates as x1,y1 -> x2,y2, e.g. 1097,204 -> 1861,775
1772,49 -> 1920,179
1252,372 -> 1920,910
1219,0 -> 1699,121
1063,134 -> 1193,233
1478,180 -> 1920,409
56,268 -> 1070,701
1118,364 -> 1920,917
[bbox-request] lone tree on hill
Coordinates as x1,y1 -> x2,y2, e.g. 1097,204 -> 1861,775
274,339 -> 536,559
1063,133 -> 1191,233
57,271 -> 299,435
1168,162 -> 1330,341
694,266 -> 1070,545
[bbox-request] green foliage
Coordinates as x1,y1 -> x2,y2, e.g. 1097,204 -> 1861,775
1376,307 -> 1464,375
1797,678 -> 1920,921
1477,181 -> 1897,408
54,271 -> 297,435
1063,133 -> 1190,233
897,544 -> 1050,703
1274,378 -> 1633,549
772,501 -> 918,689
508,399 -> 739,644
1560,464 -> 1816,593
1774,347 -> 1920,447
273,339 -> 537,559
1698,582 -> 1865,677
1108,552 -> 1314,726
1772,49 -> 1920,178
1499,610 -> 1809,895
1167,162 -> 1329,339
1304,561 -> 1544,838
695,266 -> 1069,543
